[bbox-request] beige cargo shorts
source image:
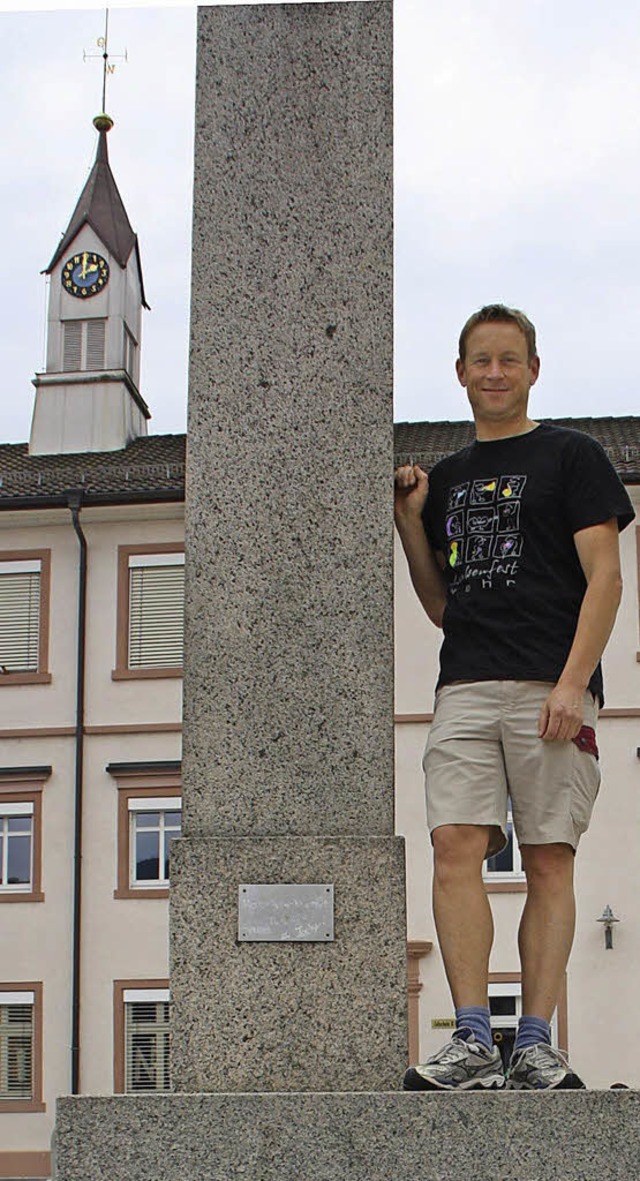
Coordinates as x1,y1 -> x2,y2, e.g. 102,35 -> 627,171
423,680 -> 601,857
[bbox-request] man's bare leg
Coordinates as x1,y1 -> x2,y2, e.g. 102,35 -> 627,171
403,822 -> 504,1089
432,823 -> 494,1007
518,842 -> 575,1021
506,842 -> 585,1088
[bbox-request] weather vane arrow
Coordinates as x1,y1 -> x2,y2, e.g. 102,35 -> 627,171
83,8 -> 127,119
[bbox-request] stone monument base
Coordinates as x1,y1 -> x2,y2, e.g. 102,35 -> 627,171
169,836 -> 408,1092
53,1091 -> 639,1180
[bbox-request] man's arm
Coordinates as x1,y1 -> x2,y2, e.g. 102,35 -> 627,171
394,464 -> 448,628
539,517 -> 623,741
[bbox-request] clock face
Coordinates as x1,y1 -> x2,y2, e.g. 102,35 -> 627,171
61,251 -> 109,298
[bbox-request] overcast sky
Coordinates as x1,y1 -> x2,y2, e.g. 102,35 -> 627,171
1,0 -> 639,444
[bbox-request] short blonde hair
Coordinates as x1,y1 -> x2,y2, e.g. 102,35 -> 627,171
458,304 -> 537,362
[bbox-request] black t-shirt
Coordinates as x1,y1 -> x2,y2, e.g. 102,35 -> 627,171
422,423 -> 635,705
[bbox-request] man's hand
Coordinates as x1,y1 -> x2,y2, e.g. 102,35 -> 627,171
538,682 -> 584,742
394,463 -> 429,525
393,463 -> 447,628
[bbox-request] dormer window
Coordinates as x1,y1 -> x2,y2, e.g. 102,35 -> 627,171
62,319 -> 106,372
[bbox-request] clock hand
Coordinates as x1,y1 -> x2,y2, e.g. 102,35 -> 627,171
80,252 -> 89,280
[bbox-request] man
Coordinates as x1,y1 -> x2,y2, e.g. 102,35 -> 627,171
394,305 -> 634,1091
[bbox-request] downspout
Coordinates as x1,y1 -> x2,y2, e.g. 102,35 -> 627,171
67,491 -> 87,1095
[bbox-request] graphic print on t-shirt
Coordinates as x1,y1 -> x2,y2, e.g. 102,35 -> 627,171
444,475 -> 527,592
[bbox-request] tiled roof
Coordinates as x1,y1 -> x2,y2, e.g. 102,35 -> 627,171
394,417 -> 640,483
0,416 -> 637,509
0,435 -> 185,508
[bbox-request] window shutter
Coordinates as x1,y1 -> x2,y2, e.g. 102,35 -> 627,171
0,1004 -> 33,1099
0,570 -> 41,672
125,1001 -> 171,1092
63,321 -> 82,371
128,564 -> 184,668
86,319 -> 106,370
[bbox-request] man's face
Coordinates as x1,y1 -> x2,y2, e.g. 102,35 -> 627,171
455,321 -> 540,428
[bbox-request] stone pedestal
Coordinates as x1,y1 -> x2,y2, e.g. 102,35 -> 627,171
170,838 -> 406,1092
54,1092 -> 640,1181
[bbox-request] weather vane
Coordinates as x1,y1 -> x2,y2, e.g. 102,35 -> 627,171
83,8 -> 127,124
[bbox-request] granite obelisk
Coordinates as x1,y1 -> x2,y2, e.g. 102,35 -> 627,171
169,0 -> 407,1093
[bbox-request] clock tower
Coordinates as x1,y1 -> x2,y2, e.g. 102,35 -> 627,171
29,113 -> 151,455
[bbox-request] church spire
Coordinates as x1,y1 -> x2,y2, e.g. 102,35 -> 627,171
44,119 -> 148,307
30,99 -> 150,455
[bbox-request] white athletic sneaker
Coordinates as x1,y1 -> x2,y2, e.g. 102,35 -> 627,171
506,1043 -> 585,1090
403,1028 -> 505,1092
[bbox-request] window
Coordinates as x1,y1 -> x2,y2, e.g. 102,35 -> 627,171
0,997 -> 33,1101
62,319 -> 106,371
113,543 -> 184,680
128,554 -> 184,669
0,551 -> 51,685
488,983 -> 522,1073
488,979 -> 559,1072
0,769 -> 49,903
0,805 -> 33,892
110,762 -> 182,900
113,981 -> 170,1094
130,798 -> 181,888
0,984 -> 44,1112
483,805 -> 526,892
125,992 -> 171,1092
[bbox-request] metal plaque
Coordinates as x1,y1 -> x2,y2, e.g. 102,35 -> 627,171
238,883 -> 334,942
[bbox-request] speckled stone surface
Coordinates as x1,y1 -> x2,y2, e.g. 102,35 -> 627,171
53,1091 -> 640,1181
169,836 -> 407,1091
182,0 -> 394,837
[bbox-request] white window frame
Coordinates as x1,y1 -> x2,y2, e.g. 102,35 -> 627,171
0,803 -> 34,893
128,797 -> 182,889
483,807 -> 525,882
489,982 -> 558,1048
488,982 -> 522,1033
123,988 -> 171,1094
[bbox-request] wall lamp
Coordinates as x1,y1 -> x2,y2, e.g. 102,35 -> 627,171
597,904 -> 620,950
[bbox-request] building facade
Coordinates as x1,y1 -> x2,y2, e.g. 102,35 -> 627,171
1,116 -> 638,1181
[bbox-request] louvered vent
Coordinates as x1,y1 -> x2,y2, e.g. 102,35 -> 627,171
0,1004 -> 33,1099
86,319 -> 106,370
0,571 -> 40,672
125,1002 -> 170,1093
129,564 -> 184,668
62,320 -> 106,370
63,321 -> 83,371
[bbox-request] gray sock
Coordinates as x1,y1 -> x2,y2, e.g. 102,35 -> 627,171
514,1015 -> 551,1051
454,1005 -> 493,1050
